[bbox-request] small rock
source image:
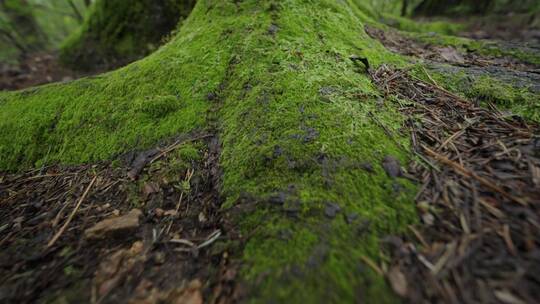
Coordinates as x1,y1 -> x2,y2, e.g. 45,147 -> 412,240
345,212 -> 359,224
154,208 -> 165,217
85,209 -> 142,240
268,23 -> 279,35
206,92 -> 217,101
319,86 -> 336,96
361,162 -> 374,173
324,202 -> 341,219
387,266 -> 408,297
382,156 -> 402,178
268,192 -> 286,205
112,209 -> 121,217
198,212 -> 207,223
422,213 -> 435,226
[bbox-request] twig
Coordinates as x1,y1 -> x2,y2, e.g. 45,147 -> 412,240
169,229 -> 222,251
47,176 -> 97,248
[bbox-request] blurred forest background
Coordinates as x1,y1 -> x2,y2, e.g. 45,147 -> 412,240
0,0 -> 539,90
0,0 -> 90,64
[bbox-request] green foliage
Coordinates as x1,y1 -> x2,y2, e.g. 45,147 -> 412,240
379,13 -> 463,35
0,0 -> 88,62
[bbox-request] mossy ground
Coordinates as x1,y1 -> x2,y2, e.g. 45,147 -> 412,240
0,0 -> 436,302
0,0 -> 233,171
422,68 -> 540,123
366,18 -> 540,124
406,31 -> 540,66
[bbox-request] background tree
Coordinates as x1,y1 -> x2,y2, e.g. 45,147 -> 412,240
60,0 -> 196,70
0,0 -> 47,55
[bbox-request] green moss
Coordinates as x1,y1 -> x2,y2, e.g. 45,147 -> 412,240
215,1 -> 415,301
470,77 -> 540,122
413,66 -> 540,123
0,0 -> 233,170
1,0 -> 420,302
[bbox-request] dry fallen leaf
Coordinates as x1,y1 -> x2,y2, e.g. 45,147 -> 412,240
387,266 -> 408,297
437,46 -> 465,64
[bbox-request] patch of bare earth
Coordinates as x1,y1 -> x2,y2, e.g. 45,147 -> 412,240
0,135 -> 240,303
0,52 -> 85,91
371,66 -> 540,303
365,25 -> 539,73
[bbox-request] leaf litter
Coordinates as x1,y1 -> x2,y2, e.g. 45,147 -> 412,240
0,135 -> 241,303
371,65 -> 540,304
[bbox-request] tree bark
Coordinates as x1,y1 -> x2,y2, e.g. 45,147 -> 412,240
413,0 -> 495,16
401,0 -> 409,16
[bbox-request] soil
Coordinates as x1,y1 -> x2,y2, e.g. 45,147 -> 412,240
365,16 -> 540,303
0,52 -> 87,91
365,24 -> 540,103
0,135 -> 241,303
372,65 -> 540,303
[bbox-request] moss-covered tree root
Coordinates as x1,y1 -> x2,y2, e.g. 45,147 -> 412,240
0,0 -> 421,302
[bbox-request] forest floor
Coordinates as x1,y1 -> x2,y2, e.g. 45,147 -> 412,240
1,15 -> 540,304
0,52 -> 86,91
0,135 -> 242,303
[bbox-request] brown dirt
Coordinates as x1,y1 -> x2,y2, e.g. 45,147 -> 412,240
0,52 -> 86,91
372,65 -> 540,304
365,25 -> 539,72
0,134 -> 241,303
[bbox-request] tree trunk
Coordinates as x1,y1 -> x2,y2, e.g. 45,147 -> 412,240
0,0 -> 415,301
401,0 -> 409,16
413,0 -> 495,16
60,0 -> 196,70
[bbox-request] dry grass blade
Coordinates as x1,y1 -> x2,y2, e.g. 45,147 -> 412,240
47,175 -> 97,248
